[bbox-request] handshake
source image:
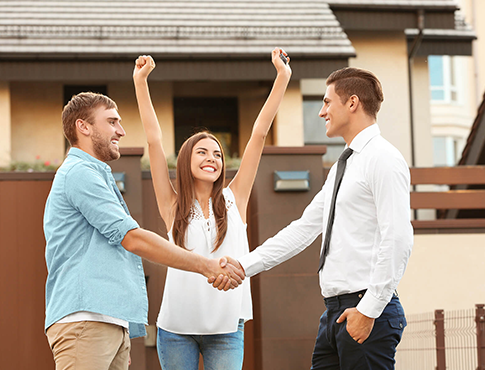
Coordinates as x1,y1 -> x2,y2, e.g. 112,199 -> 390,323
205,256 -> 246,291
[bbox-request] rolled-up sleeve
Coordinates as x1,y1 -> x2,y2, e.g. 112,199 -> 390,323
64,165 -> 139,245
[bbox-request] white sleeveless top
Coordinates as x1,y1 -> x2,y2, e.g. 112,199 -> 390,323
157,187 -> 253,335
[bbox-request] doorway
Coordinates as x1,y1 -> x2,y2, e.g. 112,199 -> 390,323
174,97 -> 239,157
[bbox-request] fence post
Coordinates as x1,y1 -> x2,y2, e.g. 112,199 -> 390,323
434,309 -> 446,370
477,304 -> 485,370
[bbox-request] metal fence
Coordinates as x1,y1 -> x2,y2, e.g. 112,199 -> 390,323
396,305 -> 485,370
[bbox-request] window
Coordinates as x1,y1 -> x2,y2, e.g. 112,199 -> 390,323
428,56 -> 457,103
433,136 -> 460,166
303,98 -> 345,166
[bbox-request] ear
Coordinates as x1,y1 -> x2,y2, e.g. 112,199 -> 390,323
348,95 -> 360,113
75,119 -> 91,138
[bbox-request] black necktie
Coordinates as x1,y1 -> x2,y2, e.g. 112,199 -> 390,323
318,148 -> 353,272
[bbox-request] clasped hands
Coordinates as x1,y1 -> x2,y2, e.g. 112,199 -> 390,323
205,256 -> 245,291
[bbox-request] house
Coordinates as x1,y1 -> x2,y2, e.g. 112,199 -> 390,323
0,0 -> 476,169
0,0 -> 354,168
429,0 -> 485,167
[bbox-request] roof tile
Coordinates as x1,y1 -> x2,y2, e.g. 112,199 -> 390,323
0,1 -> 355,58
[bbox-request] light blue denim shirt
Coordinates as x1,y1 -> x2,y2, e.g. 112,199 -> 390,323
44,148 -> 148,338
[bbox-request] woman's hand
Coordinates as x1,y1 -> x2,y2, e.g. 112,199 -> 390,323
271,47 -> 292,77
133,55 -> 156,82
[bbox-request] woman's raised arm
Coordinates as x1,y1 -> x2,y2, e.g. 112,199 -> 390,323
133,55 -> 177,227
229,48 -> 292,222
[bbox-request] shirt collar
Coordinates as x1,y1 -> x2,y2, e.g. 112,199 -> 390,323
68,147 -> 111,171
348,124 -> 380,154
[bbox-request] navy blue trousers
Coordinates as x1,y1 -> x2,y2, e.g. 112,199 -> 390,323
311,291 -> 406,370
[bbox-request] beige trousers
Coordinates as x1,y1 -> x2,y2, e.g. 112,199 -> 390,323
46,321 -> 130,370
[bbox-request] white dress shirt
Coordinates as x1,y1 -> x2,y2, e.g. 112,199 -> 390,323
238,124 -> 413,318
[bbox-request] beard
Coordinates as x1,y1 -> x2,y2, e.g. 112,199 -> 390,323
91,128 -> 120,162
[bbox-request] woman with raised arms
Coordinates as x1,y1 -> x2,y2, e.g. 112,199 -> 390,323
133,48 -> 291,370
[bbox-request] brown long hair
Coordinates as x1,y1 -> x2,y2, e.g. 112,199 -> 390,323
326,67 -> 384,119
172,132 -> 228,253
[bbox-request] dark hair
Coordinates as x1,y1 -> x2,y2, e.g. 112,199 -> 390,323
326,67 -> 384,119
62,92 -> 117,146
172,132 -> 228,252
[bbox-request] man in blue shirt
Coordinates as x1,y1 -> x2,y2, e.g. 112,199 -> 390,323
44,92 -> 244,370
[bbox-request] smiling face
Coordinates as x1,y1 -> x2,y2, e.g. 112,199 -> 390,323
89,106 -> 125,162
190,137 -> 223,183
319,83 -> 351,139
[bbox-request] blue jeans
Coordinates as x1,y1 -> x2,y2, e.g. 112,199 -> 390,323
157,320 -> 244,370
311,292 -> 407,370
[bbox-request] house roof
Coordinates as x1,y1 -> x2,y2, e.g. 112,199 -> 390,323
326,0 -> 458,10
459,92 -> 485,166
405,12 -> 476,56
0,1 -> 355,60
443,93 -> 485,219
326,0 -> 473,55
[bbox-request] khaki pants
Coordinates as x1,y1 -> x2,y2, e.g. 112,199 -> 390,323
46,321 -> 130,370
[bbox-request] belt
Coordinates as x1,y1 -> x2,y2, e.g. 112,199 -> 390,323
324,289 -> 367,306
323,289 -> 399,307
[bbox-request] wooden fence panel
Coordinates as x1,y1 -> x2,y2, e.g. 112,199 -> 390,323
411,166 -> 485,185
0,180 -> 55,370
411,190 -> 485,210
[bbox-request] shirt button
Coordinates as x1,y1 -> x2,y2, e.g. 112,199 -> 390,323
138,265 -> 142,269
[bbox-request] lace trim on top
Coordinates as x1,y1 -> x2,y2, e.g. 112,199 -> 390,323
190,197 -> 213,221
188,192 -> 234,221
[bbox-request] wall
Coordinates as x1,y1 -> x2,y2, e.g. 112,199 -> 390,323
10,81 -> 64,164
411,57 -> 434,167
0,81 -> 10,166
474,0 -> 485,98
348,31 -> 414,165
5,75 -> 303,167
300,32 -> 430,167
274,80 -> 304,146
462,0 -> 485,102
398,233 -> 485,315
109,81 -> 175,159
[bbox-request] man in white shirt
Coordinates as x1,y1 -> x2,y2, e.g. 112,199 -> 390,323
216,67 -> 413,369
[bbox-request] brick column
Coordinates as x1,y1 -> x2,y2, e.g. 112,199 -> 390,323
247,146 -> 327,370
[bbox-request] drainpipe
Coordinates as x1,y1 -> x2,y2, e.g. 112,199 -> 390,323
407,9 -> 425,168
408,9 -> 424,220
472,0 -> 480,107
